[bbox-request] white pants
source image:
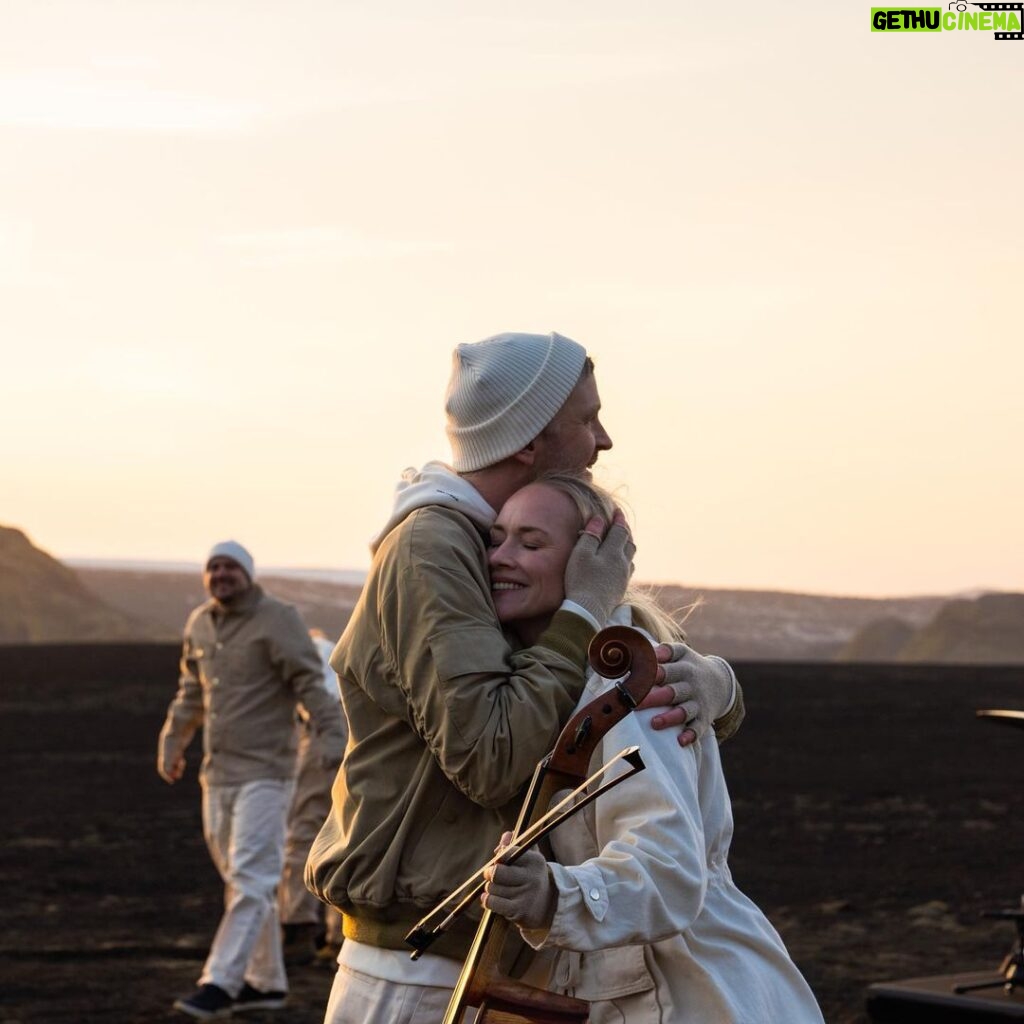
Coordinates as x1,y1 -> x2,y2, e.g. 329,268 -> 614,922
280,725 -> 342,943
323,940 -> 475,1024
199,778 -> 295,997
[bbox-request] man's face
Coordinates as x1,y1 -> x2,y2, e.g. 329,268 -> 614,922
203,556 -> 251,604
531,371 -> 612,477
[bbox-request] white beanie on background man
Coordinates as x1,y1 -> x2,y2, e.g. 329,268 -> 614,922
444,331 -> 587,473
205,540 -> 255,582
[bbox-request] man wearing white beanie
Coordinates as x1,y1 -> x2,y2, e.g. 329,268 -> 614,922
307,331 -> 743,1024
158,541 -> 348,1019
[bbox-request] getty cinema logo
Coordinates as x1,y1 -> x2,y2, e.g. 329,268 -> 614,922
871,2 -> 1023,39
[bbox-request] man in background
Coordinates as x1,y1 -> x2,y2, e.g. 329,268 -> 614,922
159,541 -> 347,1019
279,628 -> 347,966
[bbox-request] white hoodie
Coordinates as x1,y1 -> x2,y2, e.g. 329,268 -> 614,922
369,461 -> 497,556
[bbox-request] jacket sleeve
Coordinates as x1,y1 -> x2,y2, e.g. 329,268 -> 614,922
158,624 -> 206,765
523,717 -> 711,952
269,605 -> 347,763
384,514 -> 596,809
713,666 -> 745,744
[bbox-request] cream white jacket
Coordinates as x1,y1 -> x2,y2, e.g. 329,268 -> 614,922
160,585 -> 347,787
520,609 -> 825,1024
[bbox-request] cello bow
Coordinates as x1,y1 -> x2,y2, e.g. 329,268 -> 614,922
411,625 -> 659,1024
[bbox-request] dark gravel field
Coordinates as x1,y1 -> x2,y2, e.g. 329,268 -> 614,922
2,644 -> 1023,1023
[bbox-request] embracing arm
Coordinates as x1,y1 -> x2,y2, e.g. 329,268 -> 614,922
392,546 -> 595,808
642,645 -> 745,746
350,504 -> 635,809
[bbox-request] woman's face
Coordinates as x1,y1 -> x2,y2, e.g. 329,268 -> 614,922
489,483 -> 580,634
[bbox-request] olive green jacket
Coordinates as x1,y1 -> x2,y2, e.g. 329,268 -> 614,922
306,502 -> 596,959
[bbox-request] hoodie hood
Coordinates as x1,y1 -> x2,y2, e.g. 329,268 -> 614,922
369,461 -> 498,555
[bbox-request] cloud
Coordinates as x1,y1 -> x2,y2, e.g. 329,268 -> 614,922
0,69 -> 263,134
560,279 -> 808,333
0,220 -> 60,288
215,226 -> 452,266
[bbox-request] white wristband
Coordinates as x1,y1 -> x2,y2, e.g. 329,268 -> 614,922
707,655 -> 738,715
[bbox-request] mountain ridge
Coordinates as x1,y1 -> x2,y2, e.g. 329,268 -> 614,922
4,524 -> 1021,662
0,526 -> 153,642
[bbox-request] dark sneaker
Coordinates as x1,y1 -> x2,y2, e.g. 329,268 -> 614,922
234,983 -> 287,1012
173,983 -> 234,1019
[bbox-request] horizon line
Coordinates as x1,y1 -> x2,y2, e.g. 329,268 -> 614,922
63,556 -> 1005,603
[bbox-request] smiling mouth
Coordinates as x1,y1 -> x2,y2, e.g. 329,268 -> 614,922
492,582 -> 526,591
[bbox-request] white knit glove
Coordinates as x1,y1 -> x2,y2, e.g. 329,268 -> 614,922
483,840 -> 557,932
655,645 -> 737,741
563,512 -> 635,627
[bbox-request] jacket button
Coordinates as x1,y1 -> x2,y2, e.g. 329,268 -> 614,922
589,889 -> 600,901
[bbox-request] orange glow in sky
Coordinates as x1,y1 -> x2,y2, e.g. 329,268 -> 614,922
2,1 -> 1022,597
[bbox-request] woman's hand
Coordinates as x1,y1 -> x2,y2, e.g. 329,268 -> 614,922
482,832 -> 558,931
563,510 -> 635,626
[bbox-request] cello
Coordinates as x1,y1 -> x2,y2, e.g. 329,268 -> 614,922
405,625 -> 659,1024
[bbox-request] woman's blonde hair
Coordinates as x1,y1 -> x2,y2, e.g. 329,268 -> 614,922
535,472 -> 688,644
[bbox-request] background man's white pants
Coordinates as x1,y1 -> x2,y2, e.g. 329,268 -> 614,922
280,725 -> 342,944
199,778 -> 295,997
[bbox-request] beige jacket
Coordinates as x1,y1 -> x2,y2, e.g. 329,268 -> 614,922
159,585 -> 347,787
305,469 -> 595,960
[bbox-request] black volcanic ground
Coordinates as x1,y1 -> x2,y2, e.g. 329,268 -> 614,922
3,645 -> 1024,1023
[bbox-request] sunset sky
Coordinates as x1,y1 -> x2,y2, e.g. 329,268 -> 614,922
3,1 -> 1022,597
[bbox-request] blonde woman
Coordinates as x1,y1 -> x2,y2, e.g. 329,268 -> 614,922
482,474 -> 824,1024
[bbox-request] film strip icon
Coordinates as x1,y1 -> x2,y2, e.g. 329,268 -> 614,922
971,1 -> 1024,39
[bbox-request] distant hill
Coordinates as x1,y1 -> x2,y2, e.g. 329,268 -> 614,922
651,585 -> 944,661
77,568 -> 363,643
835,616 -> 916,662
0,524 -> 363,645
0,526 -> 154,643
6,524 -> 1020,662
839,592 -> 1024,663
901,592 -> 1024,662
81,571 -> 947,660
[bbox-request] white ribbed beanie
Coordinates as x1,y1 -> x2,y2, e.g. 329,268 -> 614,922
445,331 -> 588,472
206,540 -> 255,582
